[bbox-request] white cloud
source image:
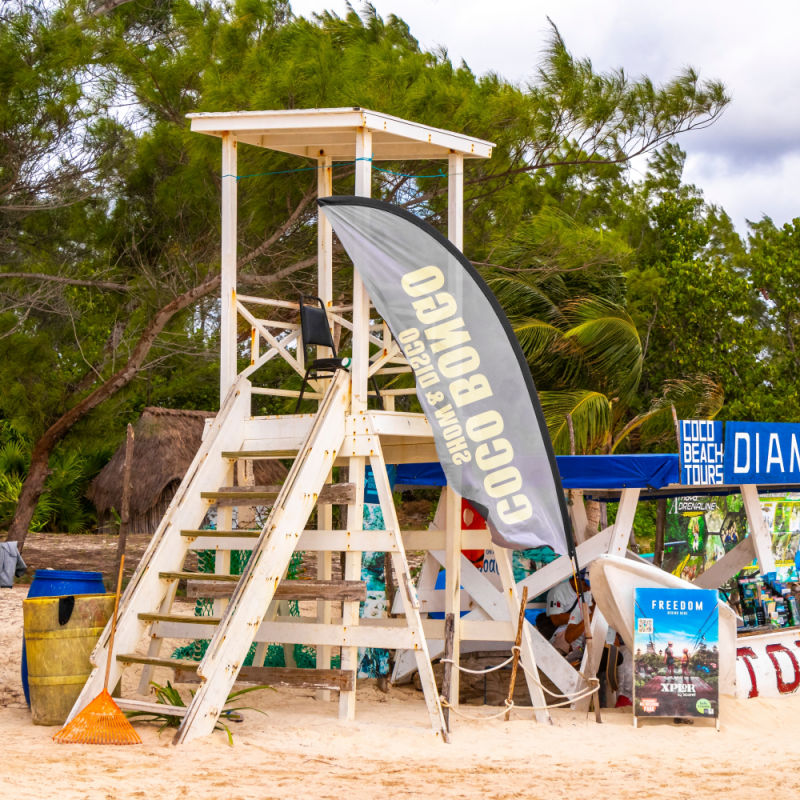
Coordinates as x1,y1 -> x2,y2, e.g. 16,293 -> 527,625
289,0 -> 800,231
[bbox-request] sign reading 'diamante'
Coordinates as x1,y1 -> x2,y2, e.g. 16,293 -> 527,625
723,422 -> 800,484
319,197 -> 571,554
679,419 -> 724,485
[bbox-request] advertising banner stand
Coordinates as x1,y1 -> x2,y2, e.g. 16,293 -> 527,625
633,587 -> 720,729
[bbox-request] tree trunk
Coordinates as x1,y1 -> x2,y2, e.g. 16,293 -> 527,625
5,270 -> 222,551
4,187 -> 329,552
6,440 -> 53,545
585,498 -> 602,538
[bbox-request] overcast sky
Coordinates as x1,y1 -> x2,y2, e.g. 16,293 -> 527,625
290,0 -> 800,236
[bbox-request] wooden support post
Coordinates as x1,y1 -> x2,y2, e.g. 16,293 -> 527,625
316,470 -> 334,701
441,613 -> 455,733
740,483 -> 776,574
654,498 -> 666,568
317,153 -> 333,307
569,489 -> 589,545
351,127 -> 372,414
381,321 -> 395,412
505,586 -> 528,720
369,450 -> 448,740
493,547 -> 551,724
116,423 -> 134,577
340,455 -> 365,721
448,153 -> 464,249
574,487 -> 641,712
443,486 -> 461,715
220,133 -> 238,403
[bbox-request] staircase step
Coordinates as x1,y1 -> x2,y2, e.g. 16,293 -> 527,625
117,654 -> 202,670
201,482 -> 355,505
116,697 -> 189,717
160,571 -> 239,583
180,529 -> 260,538
139,612 -> 222,625
173,665 -> 355,692
222,450 -> 298,459
184,578 -> 367,602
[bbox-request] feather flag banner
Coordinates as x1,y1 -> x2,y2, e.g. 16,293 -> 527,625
320,196 -> 572,554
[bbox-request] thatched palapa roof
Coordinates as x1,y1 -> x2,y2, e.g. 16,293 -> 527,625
88,407 -> 286,516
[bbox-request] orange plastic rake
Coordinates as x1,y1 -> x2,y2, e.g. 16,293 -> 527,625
53,555 -> 142,745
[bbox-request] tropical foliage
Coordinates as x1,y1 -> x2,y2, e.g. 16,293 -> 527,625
0,0 -> 793,542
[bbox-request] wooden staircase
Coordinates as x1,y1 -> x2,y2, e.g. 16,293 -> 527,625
67,371 -> 447,744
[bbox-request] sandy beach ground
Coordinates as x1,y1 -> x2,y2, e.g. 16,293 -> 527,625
2,584 -> 799,800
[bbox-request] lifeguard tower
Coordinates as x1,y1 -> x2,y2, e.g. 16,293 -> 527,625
66,108 -> 568,744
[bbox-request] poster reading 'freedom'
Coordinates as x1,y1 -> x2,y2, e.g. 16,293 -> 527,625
633,588 -> 720,721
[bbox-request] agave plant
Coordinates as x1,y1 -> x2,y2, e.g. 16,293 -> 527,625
125,680 -> 274,746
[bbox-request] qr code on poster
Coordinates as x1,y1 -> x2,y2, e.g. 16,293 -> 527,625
637,618 -> 653,634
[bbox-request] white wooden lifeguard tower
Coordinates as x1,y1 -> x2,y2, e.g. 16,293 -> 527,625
67,108 -> 564,744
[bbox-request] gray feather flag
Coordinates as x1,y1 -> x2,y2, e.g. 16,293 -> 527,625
319,196 -> 572,554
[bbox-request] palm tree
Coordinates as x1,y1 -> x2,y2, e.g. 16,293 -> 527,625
486,220 -> 723,536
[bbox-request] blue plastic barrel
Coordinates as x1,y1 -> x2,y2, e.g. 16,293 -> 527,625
22,570 -> 106,706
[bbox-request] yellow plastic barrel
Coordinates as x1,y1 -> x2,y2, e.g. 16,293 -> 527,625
23,593 -> 115,726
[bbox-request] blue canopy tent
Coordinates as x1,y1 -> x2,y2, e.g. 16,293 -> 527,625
393,454 -> 681,492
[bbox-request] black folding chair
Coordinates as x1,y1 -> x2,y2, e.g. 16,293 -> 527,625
294,294 -> 383,412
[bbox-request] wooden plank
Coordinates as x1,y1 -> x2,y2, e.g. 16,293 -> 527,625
140,612 -> 222,625
429,550 -> 508,621
741,483 -> 776,574
459,619 -> 515,640
366,411 -> 431,438
693,536 -> 756,589
161,571 -> 238,583
181,529 -> 260,538
183,536 -> 263,551
200,482 -> 355,505
340,455 -> 364,722
516,526 -> 615,600
316,466 -> 334,701
186,579 -> 367,602
369,449 -> 448,741
253,619 -> 417,650
117,654 -> 202,670
116,698 -> 188,717
219,133 -> 237,399
441,613 -> 455,733
221,450 -> 297,459
185,581 -> 239,599
444,487 -> 461,709
573,488 -> 641,713
174,666 -> 355,692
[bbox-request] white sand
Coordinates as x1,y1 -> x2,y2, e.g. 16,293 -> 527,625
2,584 -> 799,800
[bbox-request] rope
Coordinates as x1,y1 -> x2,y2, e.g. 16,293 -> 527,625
440,696 -> 514,720
439,645 -> 601,713
440,678 -> 599,717
222,157 -> 447,181
440,650 -> 517,675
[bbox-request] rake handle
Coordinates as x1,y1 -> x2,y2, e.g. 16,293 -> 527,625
104,554 -> 125,693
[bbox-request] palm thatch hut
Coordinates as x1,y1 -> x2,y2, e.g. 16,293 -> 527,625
88,407 -> 286,535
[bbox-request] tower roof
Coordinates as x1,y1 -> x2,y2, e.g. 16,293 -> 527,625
187,106 -> 494,161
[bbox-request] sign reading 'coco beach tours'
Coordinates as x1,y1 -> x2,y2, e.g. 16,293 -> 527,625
679,419 -> 724,485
